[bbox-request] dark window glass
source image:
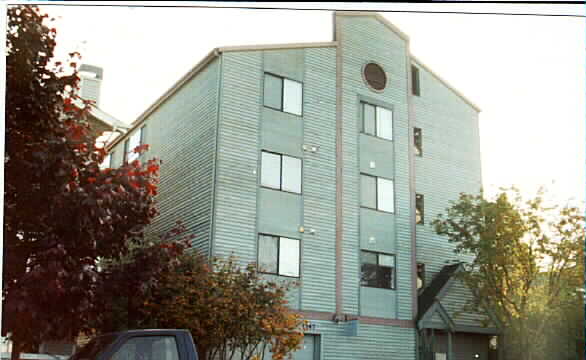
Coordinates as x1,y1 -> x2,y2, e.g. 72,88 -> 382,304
111,336 -> 179,360
414,127 -> 422,156
411,65 -> 420,96
364,63 -> 387,91
360,251 -> 396,290
417,263 -> 426,290
416,194 -> 424,225
70,335 -> 117,360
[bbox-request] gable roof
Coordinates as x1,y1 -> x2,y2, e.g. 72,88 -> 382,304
418,263 -> 463,321
108,11 -> 480,150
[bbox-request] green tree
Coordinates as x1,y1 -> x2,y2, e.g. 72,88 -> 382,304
142,255 -> 306,360
432,187 -> 584,360
4,5 -> 161,359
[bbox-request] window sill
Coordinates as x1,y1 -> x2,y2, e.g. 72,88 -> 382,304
259,271 -> 300,280
263,105 -> 303,118
360,206 -> 395,215
360,284 -> 396,291
360,132 -> 393,143
260,185 -> 302,196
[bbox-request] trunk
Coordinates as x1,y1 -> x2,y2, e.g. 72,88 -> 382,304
10,338 -> 21,360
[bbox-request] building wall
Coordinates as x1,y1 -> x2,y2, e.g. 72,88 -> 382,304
433,332 -> 490,360
109,59 -> 220,254
213,46 -> 338,313
310,320 -> 416,360
337,14 -> 413,320
441,279 -> 492,328
411,60 -> 482,286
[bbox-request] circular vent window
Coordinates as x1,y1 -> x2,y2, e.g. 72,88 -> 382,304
363,63 -> 387,91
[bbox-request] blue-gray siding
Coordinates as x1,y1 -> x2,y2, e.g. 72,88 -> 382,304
109,59 -> 220,254
411,61 -> 482,291
338,15 -> 413,321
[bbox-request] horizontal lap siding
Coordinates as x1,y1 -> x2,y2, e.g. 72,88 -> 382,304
213,52 -> 262,265
442,279 -> 491,327
311,321 -> 416,360
131,60 -> 219,254
301,48 -> 338,313
412,62 -> 482,315
339,16 -> 413,320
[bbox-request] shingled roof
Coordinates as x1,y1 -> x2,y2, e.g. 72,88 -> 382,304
417,263 -> 463,321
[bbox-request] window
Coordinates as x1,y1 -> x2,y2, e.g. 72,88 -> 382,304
263,73 -> 303,116
362,102 -> 393,140
99,153 -> 113,170
416,194 -> 424,224
258,234 -> 300,277
360,174 -> 394,213
111,336 -> 179,360
434,353 -> 447,360
417,263 -> 425,290
260,151 -> 302,194
414,127 -> 422,156
124,126 -> 145,163
411,65 -> 420,96
363,63 -> 387,91
360,251 -> 396,290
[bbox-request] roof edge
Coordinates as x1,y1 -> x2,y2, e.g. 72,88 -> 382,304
411,55 -> 481,113
218,41 -> 337,53
334,11 -> 410,42
107,48 -> 220,150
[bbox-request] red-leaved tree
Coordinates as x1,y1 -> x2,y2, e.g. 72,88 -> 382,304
4,5 -> 161,359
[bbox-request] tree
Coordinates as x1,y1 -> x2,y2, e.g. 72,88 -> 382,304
142,255 -> 306,360
4,5 -> 161,359
432,187 -> 584,360
90,221 -> 194,334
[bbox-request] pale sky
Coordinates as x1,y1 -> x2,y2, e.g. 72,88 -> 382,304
22,2 -> 586,206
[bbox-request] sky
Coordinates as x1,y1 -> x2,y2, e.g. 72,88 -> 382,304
12,1 -> 586,206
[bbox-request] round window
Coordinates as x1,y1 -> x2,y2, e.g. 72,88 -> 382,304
363,63 -> 387,91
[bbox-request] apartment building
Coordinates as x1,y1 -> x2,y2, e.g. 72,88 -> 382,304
106,11 -> 500,360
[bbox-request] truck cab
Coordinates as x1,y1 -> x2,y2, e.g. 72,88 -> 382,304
69,329 -> 198,360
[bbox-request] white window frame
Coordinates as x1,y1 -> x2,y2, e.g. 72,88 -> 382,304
99,153 -> 112,170
124,126 -> 145,163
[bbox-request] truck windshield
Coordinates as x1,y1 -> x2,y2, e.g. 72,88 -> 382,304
69,334 -> 118,360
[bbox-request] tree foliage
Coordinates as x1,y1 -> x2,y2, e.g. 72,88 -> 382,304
90,221 -> 194,333
432,187 -> 584,360
4,5 -> 161,358
142,255 -> 306,360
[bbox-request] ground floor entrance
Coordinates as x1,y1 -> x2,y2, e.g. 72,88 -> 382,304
292,335 -> 320,360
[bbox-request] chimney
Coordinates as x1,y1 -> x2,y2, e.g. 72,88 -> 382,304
78,64 -> 104,107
